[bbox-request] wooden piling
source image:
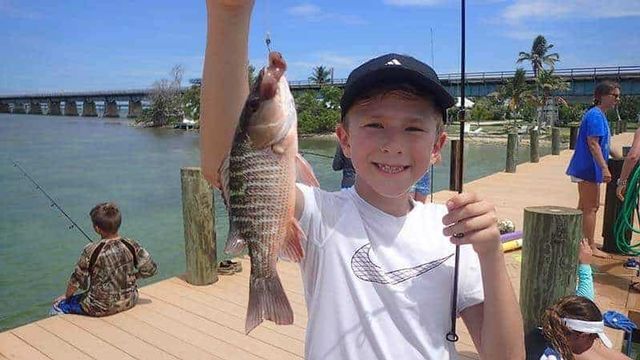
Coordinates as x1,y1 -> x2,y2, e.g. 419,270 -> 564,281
551,127 -> 561,155
602,158 -> 629,254
180,167 -> 217,285
529,128 -> 539,163
506,132 -> 518,173
449,139 -> 462,191
520,206 -> 582,336
569,125 -> 578,150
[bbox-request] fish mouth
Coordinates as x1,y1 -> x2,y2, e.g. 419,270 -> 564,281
260,52 -> 287,100
374,162 -> 410,174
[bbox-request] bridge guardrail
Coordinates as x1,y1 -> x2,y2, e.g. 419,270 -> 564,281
1,65 -> 639,100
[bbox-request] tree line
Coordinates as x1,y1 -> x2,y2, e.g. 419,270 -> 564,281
138,37 -> 639,132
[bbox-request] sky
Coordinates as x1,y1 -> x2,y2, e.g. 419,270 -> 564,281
1,0 -> 639,94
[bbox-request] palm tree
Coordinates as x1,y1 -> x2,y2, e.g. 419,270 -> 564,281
531,69 -> 570,126
516,35 -> 560,77
499,68 -> 530,115
309,66 -> 332,85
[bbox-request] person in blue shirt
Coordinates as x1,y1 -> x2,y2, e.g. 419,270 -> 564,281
566,81 -> 621,259
412,152 -> 440,203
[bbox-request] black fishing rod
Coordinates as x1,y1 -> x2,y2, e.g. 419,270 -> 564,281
12,161 -> 93,242
446,0 -> 466,343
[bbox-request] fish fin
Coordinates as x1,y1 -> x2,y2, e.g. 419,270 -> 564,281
279,219 -> 305,262
245,275 -> 293,334
218,155 -> 231,209
295,153 -> 320,187
224,224 -> 246,256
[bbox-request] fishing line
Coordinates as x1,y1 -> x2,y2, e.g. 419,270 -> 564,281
300,150 -> 334,160
12,160 -> 93,242
446,0 -> 466,343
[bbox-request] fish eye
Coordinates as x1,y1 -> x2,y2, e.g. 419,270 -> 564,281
248,97 -> 260,110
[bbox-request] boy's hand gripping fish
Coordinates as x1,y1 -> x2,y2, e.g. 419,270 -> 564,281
219,51 -> 319,334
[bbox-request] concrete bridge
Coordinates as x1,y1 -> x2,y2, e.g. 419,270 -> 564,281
0,89 -> 149,118
1,65 -> 639,117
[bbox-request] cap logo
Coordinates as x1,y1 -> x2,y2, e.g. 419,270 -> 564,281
385,59 -> 402,66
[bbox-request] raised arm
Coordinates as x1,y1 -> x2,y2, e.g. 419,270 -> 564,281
617,128 -> 640,200
200,0 -> 255,188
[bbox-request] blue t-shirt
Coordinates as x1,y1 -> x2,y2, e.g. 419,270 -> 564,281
566,107 -> 610,183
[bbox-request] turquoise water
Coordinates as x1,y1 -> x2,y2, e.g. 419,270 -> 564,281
0,114 -> 550,331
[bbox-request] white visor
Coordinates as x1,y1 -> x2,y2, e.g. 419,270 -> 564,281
562,318 -> 613,348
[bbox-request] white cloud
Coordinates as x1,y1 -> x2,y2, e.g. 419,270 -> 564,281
286,3 -> 366,25
383,0 -> 443,6
287,4 -> 321,17
503,0 -> 640,22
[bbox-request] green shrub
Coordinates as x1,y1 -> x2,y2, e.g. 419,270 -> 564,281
619,95 -> 640,122
558,103 -> 586,126
295,86 -> 342,134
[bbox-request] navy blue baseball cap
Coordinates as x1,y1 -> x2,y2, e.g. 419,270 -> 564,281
340,53 -> 455,120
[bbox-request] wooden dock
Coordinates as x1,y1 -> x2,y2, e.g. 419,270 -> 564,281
1,132 -> 638,359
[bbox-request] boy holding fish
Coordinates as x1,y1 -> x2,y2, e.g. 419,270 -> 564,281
200,1 -> 524,359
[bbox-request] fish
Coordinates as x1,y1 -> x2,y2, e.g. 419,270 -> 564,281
218,51 -> 319,334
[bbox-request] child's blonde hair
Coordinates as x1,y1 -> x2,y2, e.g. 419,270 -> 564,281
341,83 -> 445,133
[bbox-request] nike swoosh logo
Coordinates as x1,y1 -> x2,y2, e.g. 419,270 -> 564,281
351,243 -> 454,285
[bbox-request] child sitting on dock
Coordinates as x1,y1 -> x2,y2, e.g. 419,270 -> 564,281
51,202 -> 157,317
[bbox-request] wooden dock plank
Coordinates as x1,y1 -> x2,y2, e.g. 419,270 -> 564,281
127,306 -> 267,360
36,317 -> 136,360
167,277 -> 309,321
62,315 -> 179,360
0,332 -> 50,360
193,271 -> 307,309
11,323 -> 91,360
141,282 -> 306,351
134,297 -> 302,359
103,312 -> 219,360
155,278 -> 308,335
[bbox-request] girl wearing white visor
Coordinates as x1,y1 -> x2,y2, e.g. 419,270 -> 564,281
541,295 -> 631,360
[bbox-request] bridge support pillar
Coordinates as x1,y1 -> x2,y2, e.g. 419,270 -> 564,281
28,101 -> 42,114
1,102 -> 12,113
13,103 -> 26,114
104,100 -> 119,117
48,100 -> 62,115
82,100 -> 97,117
64,100 -> 78,116
127,99 -> 143,118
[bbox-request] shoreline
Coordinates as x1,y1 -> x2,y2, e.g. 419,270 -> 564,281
299,132 -> 560,145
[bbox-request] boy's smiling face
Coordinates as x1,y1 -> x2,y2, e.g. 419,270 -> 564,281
337,91 -> 447,215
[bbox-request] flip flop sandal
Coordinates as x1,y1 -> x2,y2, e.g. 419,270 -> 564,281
229,260 -> 242,273
624,258 -> 640,270
629,281 -> 640,293
218,260 -> 236,275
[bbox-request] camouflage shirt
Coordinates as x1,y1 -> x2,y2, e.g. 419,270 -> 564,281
68,237 -> 157,317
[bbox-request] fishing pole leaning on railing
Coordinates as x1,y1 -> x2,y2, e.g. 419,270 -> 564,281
12,160 -> 93,242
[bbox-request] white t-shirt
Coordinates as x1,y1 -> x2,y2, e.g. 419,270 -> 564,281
297,184 -> 484,360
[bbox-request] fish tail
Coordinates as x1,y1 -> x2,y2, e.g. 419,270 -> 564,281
245,274 -> 293,334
